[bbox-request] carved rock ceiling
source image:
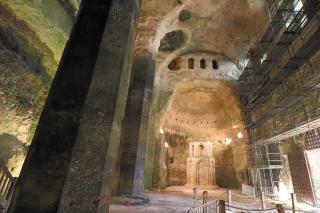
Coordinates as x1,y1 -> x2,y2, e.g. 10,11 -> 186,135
135,0 -> 267,138
135,0 -> 268,61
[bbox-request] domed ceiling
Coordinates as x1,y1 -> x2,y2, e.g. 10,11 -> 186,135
162,80 -> 244,140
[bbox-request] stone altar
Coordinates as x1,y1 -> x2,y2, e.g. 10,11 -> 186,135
186,141 -> 218,189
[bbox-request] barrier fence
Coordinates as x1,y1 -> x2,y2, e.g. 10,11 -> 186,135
187,189 -> 320,213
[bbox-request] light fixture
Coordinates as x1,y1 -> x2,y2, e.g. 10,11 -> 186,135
294,0 -> 303,11
160,127 -> 164,134
225,138 -> 232,145
260,53 -> 267,64
165,142 -> 169,148
237,132 -> 243,139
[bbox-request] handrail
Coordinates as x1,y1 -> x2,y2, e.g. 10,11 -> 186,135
187,200 -> 218,213
0,160 -> 16,210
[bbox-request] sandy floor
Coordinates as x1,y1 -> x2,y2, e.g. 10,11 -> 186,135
110,187 -> 320,213
109,187 -> 255,213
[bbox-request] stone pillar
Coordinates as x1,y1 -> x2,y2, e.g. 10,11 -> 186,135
8,0 -> 141,212
132,53 -> 155,197
59,1 -> 141,212
116,52 -> 155,199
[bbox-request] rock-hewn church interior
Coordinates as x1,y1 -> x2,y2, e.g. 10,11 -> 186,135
1,0 -> 320,212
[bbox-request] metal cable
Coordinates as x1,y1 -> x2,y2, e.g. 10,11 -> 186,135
298,199 -> 320,209
229,205 -> 277,211
231,191 -> 256,199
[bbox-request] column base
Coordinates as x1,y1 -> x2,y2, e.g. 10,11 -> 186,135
111,194 -> 149,206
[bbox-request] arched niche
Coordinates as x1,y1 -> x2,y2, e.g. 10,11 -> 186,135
188,58 -> 194,69
168,57 -> 182,70
200,59 -> 206,69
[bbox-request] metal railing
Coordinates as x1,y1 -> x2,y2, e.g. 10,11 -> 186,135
187,190 -> 319,213
0,161 -> 16,211
187,200 -> 219,213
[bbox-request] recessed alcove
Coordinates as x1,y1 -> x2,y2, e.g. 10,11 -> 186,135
188,58 -> 194,69
200,59 -> 206,69
212,60 -> 218,69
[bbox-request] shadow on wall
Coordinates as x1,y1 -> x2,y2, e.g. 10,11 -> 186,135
216,167 -> 239,188
215,146 -> 240,188
0,133 -> 27,177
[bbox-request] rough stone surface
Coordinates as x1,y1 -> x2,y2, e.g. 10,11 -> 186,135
8,1 -> 111,212
0,0 -> 79,174
135,0 -> 267,60
116,52 -> 155,198
58,1 -> 140,212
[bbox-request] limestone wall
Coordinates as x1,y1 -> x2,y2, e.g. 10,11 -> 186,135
0,1 -> 79,175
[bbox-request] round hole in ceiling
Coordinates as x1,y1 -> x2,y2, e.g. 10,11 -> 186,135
158,30 -> 186,52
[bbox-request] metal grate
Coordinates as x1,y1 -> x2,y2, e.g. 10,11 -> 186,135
288,151 -> 316,205
305,130 -> 320,150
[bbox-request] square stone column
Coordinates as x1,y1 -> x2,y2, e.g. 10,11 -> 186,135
116,52 -> 155,199
8,0 -> 141,212
132,53 -> 155,197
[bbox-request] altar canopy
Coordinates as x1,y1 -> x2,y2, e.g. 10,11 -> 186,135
186,141 -> 218,189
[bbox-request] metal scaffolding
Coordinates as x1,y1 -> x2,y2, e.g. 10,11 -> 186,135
238,0 -> 320,142
239,0 -> 320,199
248,142 -> 285,199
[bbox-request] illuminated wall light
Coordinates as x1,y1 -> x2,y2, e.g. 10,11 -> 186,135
165,142 -> 169,148
260,53 -> 267,64
237,132 -> 243,139
225,138 -> 232,145
160,127 -> 164,134
294,0 -> 303,11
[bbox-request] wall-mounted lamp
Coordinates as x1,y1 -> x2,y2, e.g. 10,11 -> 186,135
165,142 -> 169,148
160,127 -> 164,134
237,132 -> 243,139
224,138 -> 232,145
